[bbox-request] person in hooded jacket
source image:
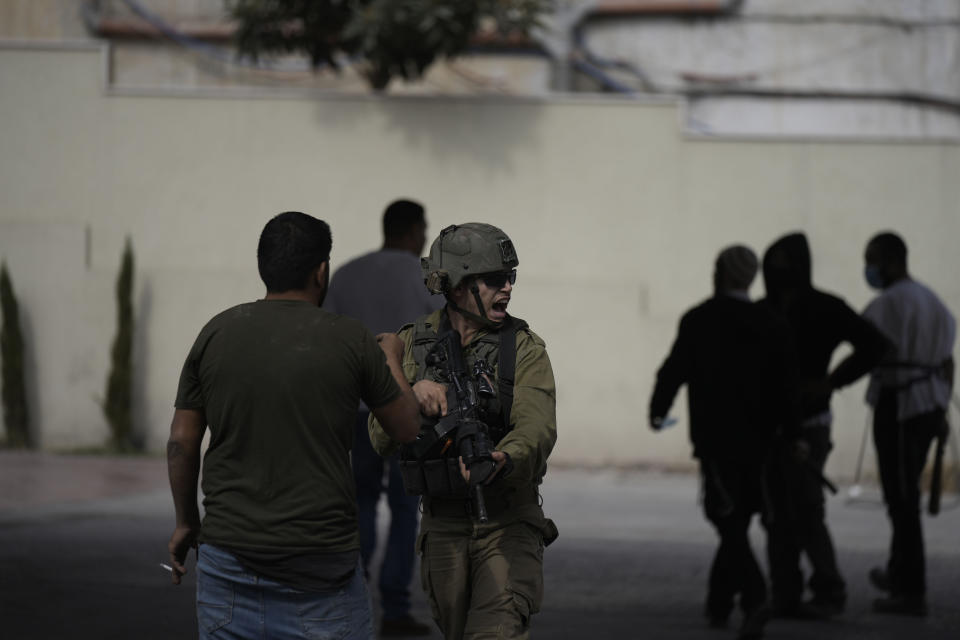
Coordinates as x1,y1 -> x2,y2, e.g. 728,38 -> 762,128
760,232 -> 887,619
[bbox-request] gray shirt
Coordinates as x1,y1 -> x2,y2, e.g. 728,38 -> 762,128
326,248 -> 443,335
326,249 -> 444,409
863,278 -> 956,421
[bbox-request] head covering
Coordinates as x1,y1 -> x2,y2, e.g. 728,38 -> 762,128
421,223 -> 518,293
762,232 -> 812,300
716,245 -> 759,291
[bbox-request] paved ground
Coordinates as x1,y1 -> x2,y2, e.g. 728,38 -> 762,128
1,451 -> 959,639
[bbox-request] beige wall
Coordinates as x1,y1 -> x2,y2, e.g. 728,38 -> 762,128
0,0 -> 89,40
2,43 -> 959,478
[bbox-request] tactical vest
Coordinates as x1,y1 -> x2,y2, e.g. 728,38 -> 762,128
398,313 -> 527,498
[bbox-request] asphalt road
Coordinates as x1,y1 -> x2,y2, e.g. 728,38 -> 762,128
1,454 -> 958,639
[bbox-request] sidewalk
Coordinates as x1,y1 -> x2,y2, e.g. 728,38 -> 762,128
1,452 -> 959,639
0,450 -> 168,517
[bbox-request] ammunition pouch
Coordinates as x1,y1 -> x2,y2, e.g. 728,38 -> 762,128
424,485 -> 541,520
398,312 -> 530,501
398,456 -> 468,497
398,419 -> 485,498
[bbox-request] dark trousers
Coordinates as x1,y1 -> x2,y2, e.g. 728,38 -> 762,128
701,459 -> 768,620
353,411 -> 422,620
873,391 -> 943,597
765,426 -> 846,607
420,522 -> 545,640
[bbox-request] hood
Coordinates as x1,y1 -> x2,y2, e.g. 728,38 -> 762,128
762,232 -> 812,299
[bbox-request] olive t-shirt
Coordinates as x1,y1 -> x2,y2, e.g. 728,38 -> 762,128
175,299 -> 400,578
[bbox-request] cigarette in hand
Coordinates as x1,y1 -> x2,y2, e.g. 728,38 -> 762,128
160,562 -> 174,572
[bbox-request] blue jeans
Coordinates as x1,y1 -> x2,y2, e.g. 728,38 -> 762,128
196,543 -> 374,640
353,411 -> 421,620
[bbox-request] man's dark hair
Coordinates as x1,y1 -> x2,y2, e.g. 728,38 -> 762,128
257,212 -> 332,293
383,199 -> 425,239
868,231 -> 908,267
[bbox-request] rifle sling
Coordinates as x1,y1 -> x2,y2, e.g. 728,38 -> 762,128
414,309 -> 522,434
498,316 -> 518,430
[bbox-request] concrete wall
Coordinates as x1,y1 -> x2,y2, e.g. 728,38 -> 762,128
2,43 -> 959,480
0,0 -> 91,40
583,0 -> 960,139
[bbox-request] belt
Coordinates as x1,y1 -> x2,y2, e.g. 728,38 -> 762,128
424,486 -> 538,520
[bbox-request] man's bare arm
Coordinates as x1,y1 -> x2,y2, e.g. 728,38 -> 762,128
372,333 -> 419,443
167,408 -> 205,585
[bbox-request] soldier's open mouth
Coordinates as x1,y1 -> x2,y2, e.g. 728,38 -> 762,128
492,301 -> 508,313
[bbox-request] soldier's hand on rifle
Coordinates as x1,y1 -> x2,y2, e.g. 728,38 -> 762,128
413,380 -> 448,417
459,450 -> 509,484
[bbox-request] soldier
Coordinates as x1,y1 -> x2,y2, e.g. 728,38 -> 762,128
369,223 -> 558,640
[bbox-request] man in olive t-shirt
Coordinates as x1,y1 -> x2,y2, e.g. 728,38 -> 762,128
166,212 -> 419,640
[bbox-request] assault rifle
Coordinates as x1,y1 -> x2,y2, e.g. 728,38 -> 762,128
406,328 -> 498,522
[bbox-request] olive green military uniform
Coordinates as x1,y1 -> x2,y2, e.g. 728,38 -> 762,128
370,307 -> 558,640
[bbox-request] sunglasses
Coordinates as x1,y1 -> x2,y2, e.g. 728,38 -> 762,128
478,270 -> 517,289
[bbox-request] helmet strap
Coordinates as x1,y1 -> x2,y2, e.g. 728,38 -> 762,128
447,282 -> 503,329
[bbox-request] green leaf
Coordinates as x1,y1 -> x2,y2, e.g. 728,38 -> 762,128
225,0 -> 550,89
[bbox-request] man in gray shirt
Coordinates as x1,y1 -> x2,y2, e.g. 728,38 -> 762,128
326,200 -> 443,637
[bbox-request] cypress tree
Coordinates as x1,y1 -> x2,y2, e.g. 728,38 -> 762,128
1,261 -> 30,448
103,238 -> 135,451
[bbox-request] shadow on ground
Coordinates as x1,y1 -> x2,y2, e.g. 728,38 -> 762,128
1,457 -> 958,639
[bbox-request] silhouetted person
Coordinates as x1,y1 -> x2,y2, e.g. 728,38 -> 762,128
760,232 -> 886,619
325,199 -> 442,637
650,245 -> 797,640
842,231 -> 955,616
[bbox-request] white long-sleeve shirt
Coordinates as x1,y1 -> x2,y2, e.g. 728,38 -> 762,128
863,278 -> 956,421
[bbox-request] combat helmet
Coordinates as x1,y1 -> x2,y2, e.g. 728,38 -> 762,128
421,223 -> 518,326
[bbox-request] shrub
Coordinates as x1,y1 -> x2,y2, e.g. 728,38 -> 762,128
103,238 -> 135,451
1,261 -> 30,448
